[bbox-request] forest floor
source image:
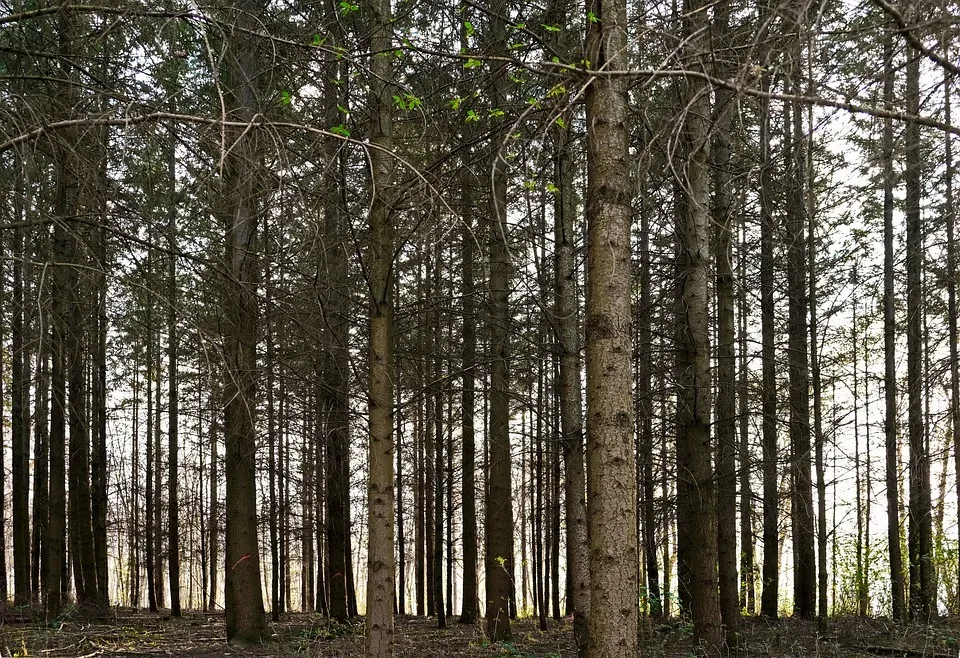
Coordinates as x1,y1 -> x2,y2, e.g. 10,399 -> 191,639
0,608 -> 959,657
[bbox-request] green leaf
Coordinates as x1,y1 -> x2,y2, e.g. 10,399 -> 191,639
449,95 -> 463,110
465,109 -> 479,123
393,92 -> 421,111
587,10 -> 599,22
464,58 -> 482,69
541,23 -> 561,32
330,124 -> 351,137
278,90 -> 292,106
555,116 -> 567,129
546,83 -> 566,98
464,20 -> 475,37
339,0 -> 359,15
488,107 -> 504,118
546,183 -> 560,194
311,34 -> 326,47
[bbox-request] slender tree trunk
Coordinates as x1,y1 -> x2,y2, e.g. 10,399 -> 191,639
882,27 -> 905,622
364,0 -> 395,648
637,201 -> 661,623
11,179 -> 31,607
904,28 -> 934,621
738,218 -> 755,614
943,34 -> 960,613
154,310 -> 166,608
33,324 -> 50,602
484,0 -> 515,636
675,0 -> 721,648
584,0 -> 639,648
711,0 -> 739,641
459,159 -> 479,624
208,388 -> 219,613
786,67 -> 815,620
220,0 -> 268,641
167,128 -> 181,618
758,27 -> 779,619
553,89 -> 590,652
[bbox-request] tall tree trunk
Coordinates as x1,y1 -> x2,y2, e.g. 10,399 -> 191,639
167,127 -> 181,618
583,0 -> 638,648
882,27 -> 906,622
675,0 -> 721,649
364,0 -> 395,646
484,0 -> 515,637
220,0 -> 268,642
637,199 -> 661,624
154,307 -> 165,609
758,18 -> 779,618
12,172 -> 31,607
322,49 -> 352,621
146,299 -> 157,612
943,32 -> 960,613
806,48 -> 827,618
904,28 -> 934,621
33,322 -> 50,602
553,81 -> 589,650
738,219 -> 755,614
208,388 -> 219,613
459,154 -> 479,624
786,59 -> 815,619
711,0 -> 739,642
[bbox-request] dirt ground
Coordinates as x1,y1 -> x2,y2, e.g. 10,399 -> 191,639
0,608 -> 959,657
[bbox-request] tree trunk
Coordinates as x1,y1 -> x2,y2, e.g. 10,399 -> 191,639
167,127 -> 181,618
904,29 -> 934,621
584,0 -> 639,649
220,0 -> 268,642
674,0 -> 721,649
484,0 -> 515,637
711,0 -> 739,642
758,23 -> 779,619
785,71 -> 815,620
882,27 -> 906,622
12,177 -> 31,607
459,156 -> 479,624
738,218 -> 755,614
364,0 -> 396,648
943,32 -> 960,615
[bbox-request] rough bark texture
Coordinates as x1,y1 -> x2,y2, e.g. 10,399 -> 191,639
555,99 -> 590,658
711,0 -> 739,643
882,29 -> 905,622
675,0 -> 721,650
220,0 -> 268,643
786,74 -> 815,620
584,0 -> 639,650
167,128 -> 181,618
758,16 -> 779,617
484,0 -> 515,639
364,1 -> 395,646
904,33 -> 934,621
322,25 -> 352,621
459,173 -> 479,625
12,190 -> 31,607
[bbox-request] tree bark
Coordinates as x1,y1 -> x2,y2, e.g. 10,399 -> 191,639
904,28 -> 934,621
364,0 -> 396,648
220,0 -> 268,642
484,0 -> 515,637
583,0 -> 639,649
711,0 -> 739,642
675,0 -> 721,649
881,27 -> 906,622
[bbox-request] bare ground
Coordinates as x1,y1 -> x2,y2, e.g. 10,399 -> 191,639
0,607 -> 958,657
